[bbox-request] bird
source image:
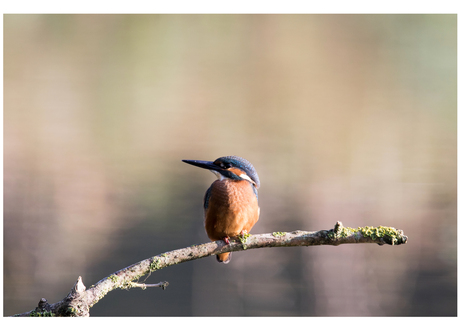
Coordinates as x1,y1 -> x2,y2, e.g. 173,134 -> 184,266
182,156 -> 260,264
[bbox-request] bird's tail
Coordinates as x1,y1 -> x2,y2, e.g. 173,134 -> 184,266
216,252 -> 232,264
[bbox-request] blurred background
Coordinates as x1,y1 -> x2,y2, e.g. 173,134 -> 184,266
3,14 -> 456,316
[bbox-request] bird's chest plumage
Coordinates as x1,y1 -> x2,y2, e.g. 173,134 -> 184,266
204,179 -> 259,241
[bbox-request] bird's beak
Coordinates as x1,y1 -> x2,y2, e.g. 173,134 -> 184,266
182,159 -> 221,172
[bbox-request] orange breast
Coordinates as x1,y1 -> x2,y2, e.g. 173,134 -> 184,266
204,179 -> 259,241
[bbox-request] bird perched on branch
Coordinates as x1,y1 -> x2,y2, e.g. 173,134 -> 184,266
182,156 -> 260,264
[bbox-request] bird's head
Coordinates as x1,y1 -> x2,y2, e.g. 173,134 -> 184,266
182,155 -> 260,189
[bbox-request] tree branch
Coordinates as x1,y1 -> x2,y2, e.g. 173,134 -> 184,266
11,221 -> 407,317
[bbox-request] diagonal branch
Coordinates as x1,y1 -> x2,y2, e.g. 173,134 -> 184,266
12,221 -> 407,317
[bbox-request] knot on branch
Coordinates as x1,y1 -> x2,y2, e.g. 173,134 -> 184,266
62,276 -> 90,317
67,276 -> 86,298
28,298 -> 54,317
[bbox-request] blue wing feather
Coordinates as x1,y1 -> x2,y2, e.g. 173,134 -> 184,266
252,184 -> 258,201
203,186 -> 212,211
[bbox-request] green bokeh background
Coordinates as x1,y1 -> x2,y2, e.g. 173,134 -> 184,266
4,14 -> 456,316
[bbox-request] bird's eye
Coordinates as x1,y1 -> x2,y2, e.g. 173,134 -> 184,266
220,162 -> 231,169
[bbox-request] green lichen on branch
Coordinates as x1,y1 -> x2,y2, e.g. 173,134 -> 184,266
119,280 -> 138,290
108,275 -> 119,284
358,225 -> 402,245
332,223 -> 359,238
149,256 -> 162,272
238,231 -> 251,249
272,231 -> 287,237
29,310 -> 55,317
332,222 -> 405,245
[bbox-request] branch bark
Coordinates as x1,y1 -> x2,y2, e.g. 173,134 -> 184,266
11,221 -> 408,317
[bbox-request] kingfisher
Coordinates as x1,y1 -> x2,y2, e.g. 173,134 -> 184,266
182,156 -> 260,264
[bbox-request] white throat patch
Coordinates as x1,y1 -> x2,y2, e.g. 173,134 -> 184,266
211,170 -> 225,181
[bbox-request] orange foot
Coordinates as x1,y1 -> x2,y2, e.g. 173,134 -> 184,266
224,237 -> 230,244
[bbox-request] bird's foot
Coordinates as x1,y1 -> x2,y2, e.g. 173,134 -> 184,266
240,230 -> 248,236
224,236 -> 230,244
